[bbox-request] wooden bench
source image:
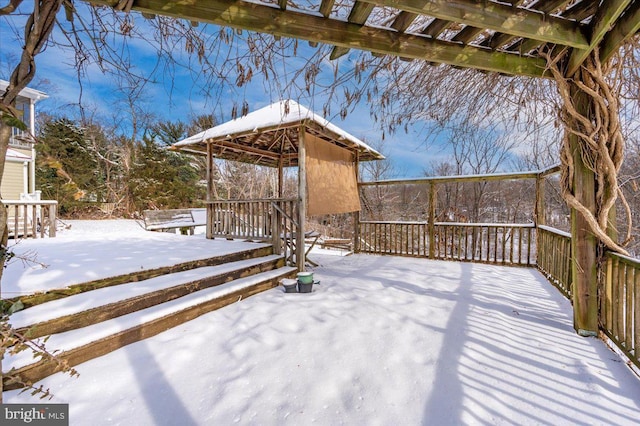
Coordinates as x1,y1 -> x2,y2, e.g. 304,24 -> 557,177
320,238 -> 353,251
142,209 -> 205,235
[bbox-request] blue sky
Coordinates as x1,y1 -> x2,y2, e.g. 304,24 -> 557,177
0,3 -> 534,178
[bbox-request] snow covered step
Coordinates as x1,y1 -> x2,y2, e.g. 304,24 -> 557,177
9,244 -> 275,310
3,266 -> 296,390
11,254 -> 286,339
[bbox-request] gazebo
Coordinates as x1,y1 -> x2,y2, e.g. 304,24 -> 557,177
172,100 -> 384,270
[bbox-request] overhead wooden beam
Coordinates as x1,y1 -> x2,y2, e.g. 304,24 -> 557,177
329,1 -> 375,60
319,0 -> 335,18
213,139 -> 281,159
422,18 -> 451,38
392,11 -> 419,32
452,25 -> 485,44
487,0 -> 573,50
562,0 -> 599,22
90,0 -> 549,77
565,0 -> 632,77
600,1 -> 640,63
358,0 -> 589,49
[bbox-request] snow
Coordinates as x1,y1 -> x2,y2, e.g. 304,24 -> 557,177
538,225 -> 572,238
8,255 -> 285,329
3,220 -> 640,425
3,220 -> 268,298
173,100 -> 384,159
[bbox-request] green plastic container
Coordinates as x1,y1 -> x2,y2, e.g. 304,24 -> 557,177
297,272 -> 314,284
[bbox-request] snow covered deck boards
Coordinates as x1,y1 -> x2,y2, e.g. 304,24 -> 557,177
5,252 -> 640,424
11,255 -> 286,337
3,267 -> 296,389
3,221 -> 298,390
5,244 -> 275,310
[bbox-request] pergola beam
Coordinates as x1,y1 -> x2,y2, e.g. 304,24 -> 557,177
319,0 -> 335,17
329,1 -> 376,60
392,11 -> 419,32
484,0 -> 573,50
600,1 -> 640,63
90,0 -> 549,77
358,0 -> 589,49
566,0 -> 633,77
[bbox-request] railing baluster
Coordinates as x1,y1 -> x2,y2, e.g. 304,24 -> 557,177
603,252 -> 640,369
625,265 -> 633,350
612,256 -> 621,340
634,269 -> 639,360
3,201 -> 58,240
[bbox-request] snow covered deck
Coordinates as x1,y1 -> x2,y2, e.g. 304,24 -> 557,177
2,220 -> 268,299
3,221 -> 640,424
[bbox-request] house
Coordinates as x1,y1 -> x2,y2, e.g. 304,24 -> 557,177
1,79 -> 48,201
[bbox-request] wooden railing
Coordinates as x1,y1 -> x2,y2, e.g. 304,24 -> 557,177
207,199 -> 274,240
205,198 -> 301,266
359,221 -> 428,257
434,223 -> 535,266
3,200 -> 58,239
536,225 -> 573,298
358,221 -> 535,266
603,252 -> 639,369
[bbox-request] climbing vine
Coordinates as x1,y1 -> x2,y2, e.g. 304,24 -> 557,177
544,50 -> 632,255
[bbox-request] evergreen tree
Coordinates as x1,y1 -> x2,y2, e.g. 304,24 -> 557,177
127,134 -> 204,211
36,117 -> 104,214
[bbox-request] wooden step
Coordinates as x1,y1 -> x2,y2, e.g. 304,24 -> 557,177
3,266 -> 296,390
11,255 -> 286,339
6,244 -> 275,310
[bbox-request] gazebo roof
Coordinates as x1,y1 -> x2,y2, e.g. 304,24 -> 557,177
172,100 -> 385,167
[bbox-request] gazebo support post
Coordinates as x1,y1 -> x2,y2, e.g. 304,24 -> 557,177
206,142 -> 214,240
297,125 -> 307,271
568,81 -> 598,337
353,152 -> 360,253
278,158 -> 284,198
272,156 -> 284,256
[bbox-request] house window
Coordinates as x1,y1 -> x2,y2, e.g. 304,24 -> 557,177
9,101 -> 33,149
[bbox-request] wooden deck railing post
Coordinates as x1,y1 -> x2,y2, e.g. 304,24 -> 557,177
48,203 -> 57,237
428,182 -> 436,259
535,173 -> 545,226
569,82 -> 599,337
271,201 -> 282,255
353,210 -> 360,253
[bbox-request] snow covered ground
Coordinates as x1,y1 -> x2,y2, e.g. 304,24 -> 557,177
3,220 -> 265,298
3,220 -> 640,425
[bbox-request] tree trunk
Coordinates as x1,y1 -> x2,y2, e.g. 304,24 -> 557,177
0,120 -> 10,402
0,1 -> 64,402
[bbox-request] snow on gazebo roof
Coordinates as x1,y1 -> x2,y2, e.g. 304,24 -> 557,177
172,100 -> 384,167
